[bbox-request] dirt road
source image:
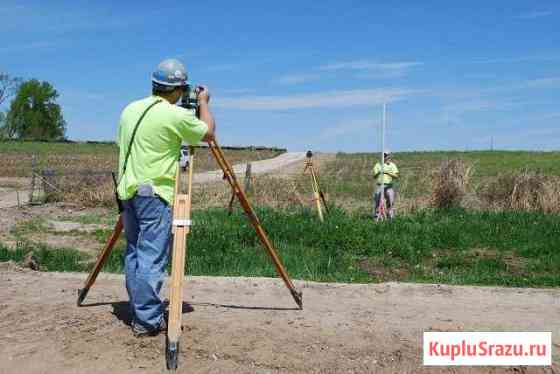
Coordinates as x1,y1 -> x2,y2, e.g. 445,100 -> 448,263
194,152 -> 308,183
1,268 -> 558,373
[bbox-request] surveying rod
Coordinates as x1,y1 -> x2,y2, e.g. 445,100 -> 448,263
379,103 -> 386,219
208,139 -> 303,309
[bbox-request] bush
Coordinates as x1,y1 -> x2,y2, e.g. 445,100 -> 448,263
431,159 -> 472,209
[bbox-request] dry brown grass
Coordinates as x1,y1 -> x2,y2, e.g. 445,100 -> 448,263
192,174 -> 312,210
431,159 -> 472,209
44,174 -> 115,208
0,144 -> 283,177
480,171 -> 560,213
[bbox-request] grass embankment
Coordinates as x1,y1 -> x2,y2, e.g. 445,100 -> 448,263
2,207 -> 558,287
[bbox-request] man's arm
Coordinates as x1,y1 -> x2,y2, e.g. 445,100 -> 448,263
386,163 -> 399,179
196,86 -> 215,142
373,163 -> 381,178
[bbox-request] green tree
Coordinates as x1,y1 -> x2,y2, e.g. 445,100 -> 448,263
4,79 -> 66,140
0,73 -> 22,139
0,73 -> 21,106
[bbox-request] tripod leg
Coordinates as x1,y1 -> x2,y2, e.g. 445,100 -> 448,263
166,148 -> 194,371
311,168 -> 330,215
166,194 -> 188,370
307,161 -> 329,218
310,169 -> 324,222
209,140 -> 303,309
77,215 -> 124,306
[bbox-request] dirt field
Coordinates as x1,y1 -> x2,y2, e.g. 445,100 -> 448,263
0,268 -> 558,374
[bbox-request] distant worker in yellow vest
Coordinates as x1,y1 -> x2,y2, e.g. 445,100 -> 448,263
373,151 -> 399,219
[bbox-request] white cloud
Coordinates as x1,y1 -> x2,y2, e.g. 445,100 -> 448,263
470,55 -> 560,64
203,64 -> 242,72
318,60 -> 422,78
215,87 -> 417,110
275,73 -> 321,85
0,4 -> 25,13
0,41 -> 57,54
320,61 -> 422,71
524,77 -> 560,88
516,10 -> 552,19
318,119 -> 377,140
443,100 -> 503,115
215,88 -> 256,96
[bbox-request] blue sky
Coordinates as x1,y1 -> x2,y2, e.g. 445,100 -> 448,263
1,0 -> 559,152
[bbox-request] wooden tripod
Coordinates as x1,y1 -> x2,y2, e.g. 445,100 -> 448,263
303,150 -> 329,221
76,139 -> 302,370
165,145 -> 194,370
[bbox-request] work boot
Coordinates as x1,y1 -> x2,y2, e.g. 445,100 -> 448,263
132,318 -> 167,338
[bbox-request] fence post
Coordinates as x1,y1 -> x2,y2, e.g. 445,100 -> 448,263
42,169 -> 57,197
245,163 -> 253,193
29,154 -> 37,203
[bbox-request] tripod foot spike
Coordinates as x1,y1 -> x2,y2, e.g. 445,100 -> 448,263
77,288 -> 88,307
291,289 -> 303,310
166,340 -> 179,371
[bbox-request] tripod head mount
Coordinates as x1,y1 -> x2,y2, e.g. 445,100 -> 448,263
179,144 -> 189,170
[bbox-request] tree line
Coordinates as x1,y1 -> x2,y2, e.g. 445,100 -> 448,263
0,73 -> 66,140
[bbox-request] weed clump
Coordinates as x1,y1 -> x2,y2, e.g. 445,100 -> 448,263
480,171 -> 560,213
431,159 -> 472,209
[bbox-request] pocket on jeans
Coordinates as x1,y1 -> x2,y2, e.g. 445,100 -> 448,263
134,196 -> 166,222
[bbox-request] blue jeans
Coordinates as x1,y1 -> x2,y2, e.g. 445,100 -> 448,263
122,195 -> 171,331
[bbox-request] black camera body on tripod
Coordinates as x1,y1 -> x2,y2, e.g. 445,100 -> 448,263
180,84 -> 201,111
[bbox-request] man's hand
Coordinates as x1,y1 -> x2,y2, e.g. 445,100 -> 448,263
197,85 -> 210,105
196,85 -> 215,142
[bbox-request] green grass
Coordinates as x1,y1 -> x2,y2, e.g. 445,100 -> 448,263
9,217 -> 49,241
0,241 -> 89,272
2,207 -> 559,287
392,150 -> 560,177
58,211 -> 118,225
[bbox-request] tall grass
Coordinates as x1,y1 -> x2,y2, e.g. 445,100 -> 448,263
3,207 -> 559,287
321,151 -> 560,213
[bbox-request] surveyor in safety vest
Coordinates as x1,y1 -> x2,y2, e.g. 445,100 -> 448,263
373,151 -> 399,219
116,58 -> 215,337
